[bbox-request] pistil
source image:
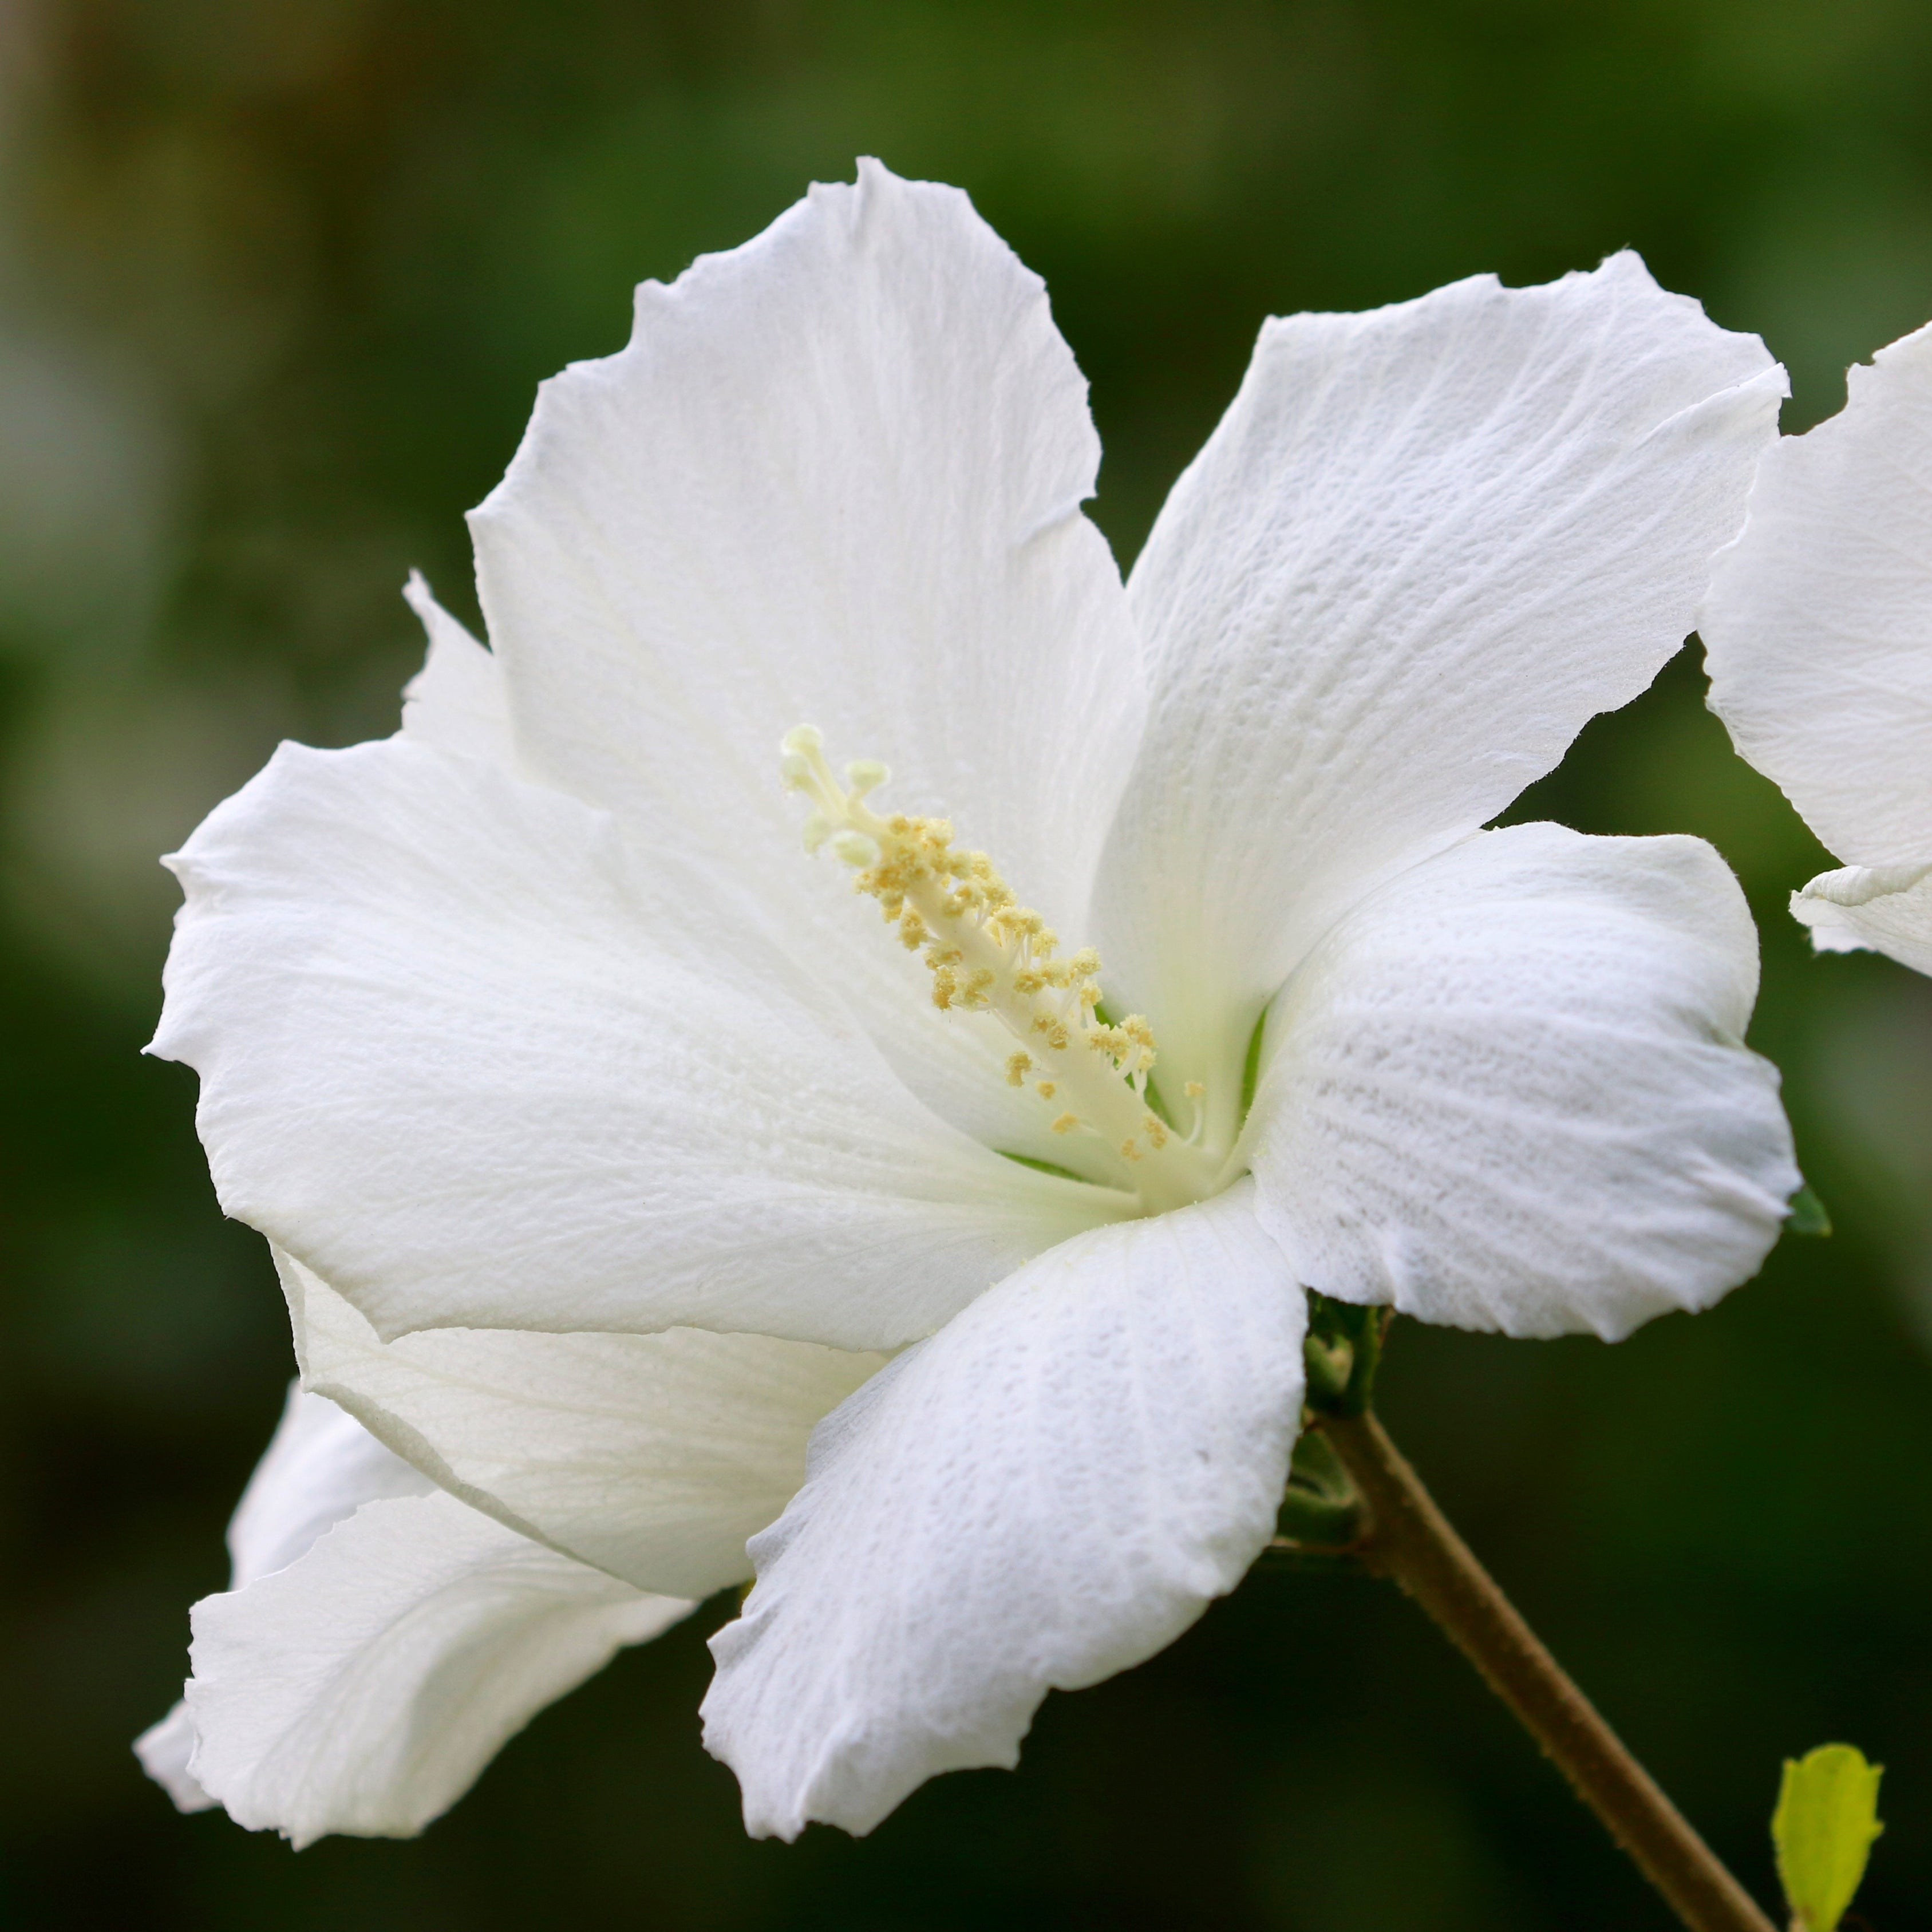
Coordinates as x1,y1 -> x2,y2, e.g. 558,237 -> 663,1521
781,726 -> 1218,1212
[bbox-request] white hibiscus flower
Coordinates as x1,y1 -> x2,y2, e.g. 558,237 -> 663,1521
147,160 -> 1802,1845
1702,319 -> 1932,976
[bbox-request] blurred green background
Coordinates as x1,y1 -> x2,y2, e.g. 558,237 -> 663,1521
3,1 -> 1932,1926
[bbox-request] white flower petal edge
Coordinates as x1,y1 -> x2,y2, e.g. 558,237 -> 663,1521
471,156 -> 1143,951
137,1387 -> 689,1846
1702,319 -> 1932,977
701,1181 -> 1303,1840
399,571 -> 514,764
187,1491 -> 687,1848
1096,254 -> 1784,1115
1246,823 -> 1800,1340
471,159 -> 1147,1159
1792,862 -> 1932,975
281,1247 -> 887,1599
152,730 -> 1123,1351
134,1376 -> 425,1808
136,1380 -> 441,1805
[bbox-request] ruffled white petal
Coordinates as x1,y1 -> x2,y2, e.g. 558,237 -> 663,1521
154,732 -> 1123,1351
1793,862 -> 1932,975
225,1380 -> 438,1587
282,1247 -> 886,1599
399,570 -> 514,764
468,157 -> 1145,1157
137,1383 -> 434,1816
134,1700 -> 214,1814
186,1490 -> 689,1847
702,1182 -> 1304,1840
1703,320 -> 1932,875
1096,254 -> 1784,1116
1246,823 -> 1800,1340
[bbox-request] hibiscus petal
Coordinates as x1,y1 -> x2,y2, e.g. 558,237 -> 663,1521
155,733 -> 1125,1351
1702,319 -> 1932,876
1792,862 -> 1932,975
1247,823 -> 1800,1340
468,158 -> 1146,1156
186,1490 -> 688,1847
701,1182 -> 1303,1840
398,570 -> 514,764
1096,254 -> 1784,1113
281,1247 -> 886,1599
225,1381 -> 437,1586
134,1701 -> 214,1814
136,1382 -> 434,1817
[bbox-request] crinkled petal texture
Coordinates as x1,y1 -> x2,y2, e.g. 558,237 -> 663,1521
1247,823 -> 1801,1340
702,1182 -> 1304,1840
1793,862 -> 1932,975
281,1247 -> 887,1598
138,1388 -> 688,1847
471,158 -> 1147,1160
1702,320 -> 1932,975
187,1490 -> 688,1848
1096,254 -> 1783,1120
153,732 -> 1120,1352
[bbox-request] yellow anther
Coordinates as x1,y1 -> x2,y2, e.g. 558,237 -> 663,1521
961,967 -> 996,1008
1067,948 -> 1100,977
1013,968 -> 1046,995
1077,982 -> 1102,1010
1051,1112 -> 1080,1135
1037,1080 -> 1058,1099
931,967 -> 958,1009
1143,1114 -> 1169,1150
1120,1138 -> 1142,1161
1184,1081 -> 1206,1100
925,943 -> 963,969
1005,1052 -> 1033,1087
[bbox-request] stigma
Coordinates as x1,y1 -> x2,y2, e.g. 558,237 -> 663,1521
780,725 -> 1218,1212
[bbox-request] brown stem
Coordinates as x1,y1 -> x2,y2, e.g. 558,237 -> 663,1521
1321,1409 -> 1776,1932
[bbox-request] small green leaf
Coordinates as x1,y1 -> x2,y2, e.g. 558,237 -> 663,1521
1773,1743 -> 1883,1932
1785,1184 -> 1832,1238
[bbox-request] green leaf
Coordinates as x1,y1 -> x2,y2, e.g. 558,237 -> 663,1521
1784,1183 -> 1832,1238
1773,1743 -> 1883,1932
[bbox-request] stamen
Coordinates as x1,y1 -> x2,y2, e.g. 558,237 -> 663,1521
779,725 -> 1219,1210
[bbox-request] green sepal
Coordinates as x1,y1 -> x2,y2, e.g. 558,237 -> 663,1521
1273,1427 -> 1362,1548
1773,1743 -> 1883,1932
1784,1183 -> 1832,1238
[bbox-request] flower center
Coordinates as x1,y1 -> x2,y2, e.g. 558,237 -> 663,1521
781,725 -> 1220,1214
